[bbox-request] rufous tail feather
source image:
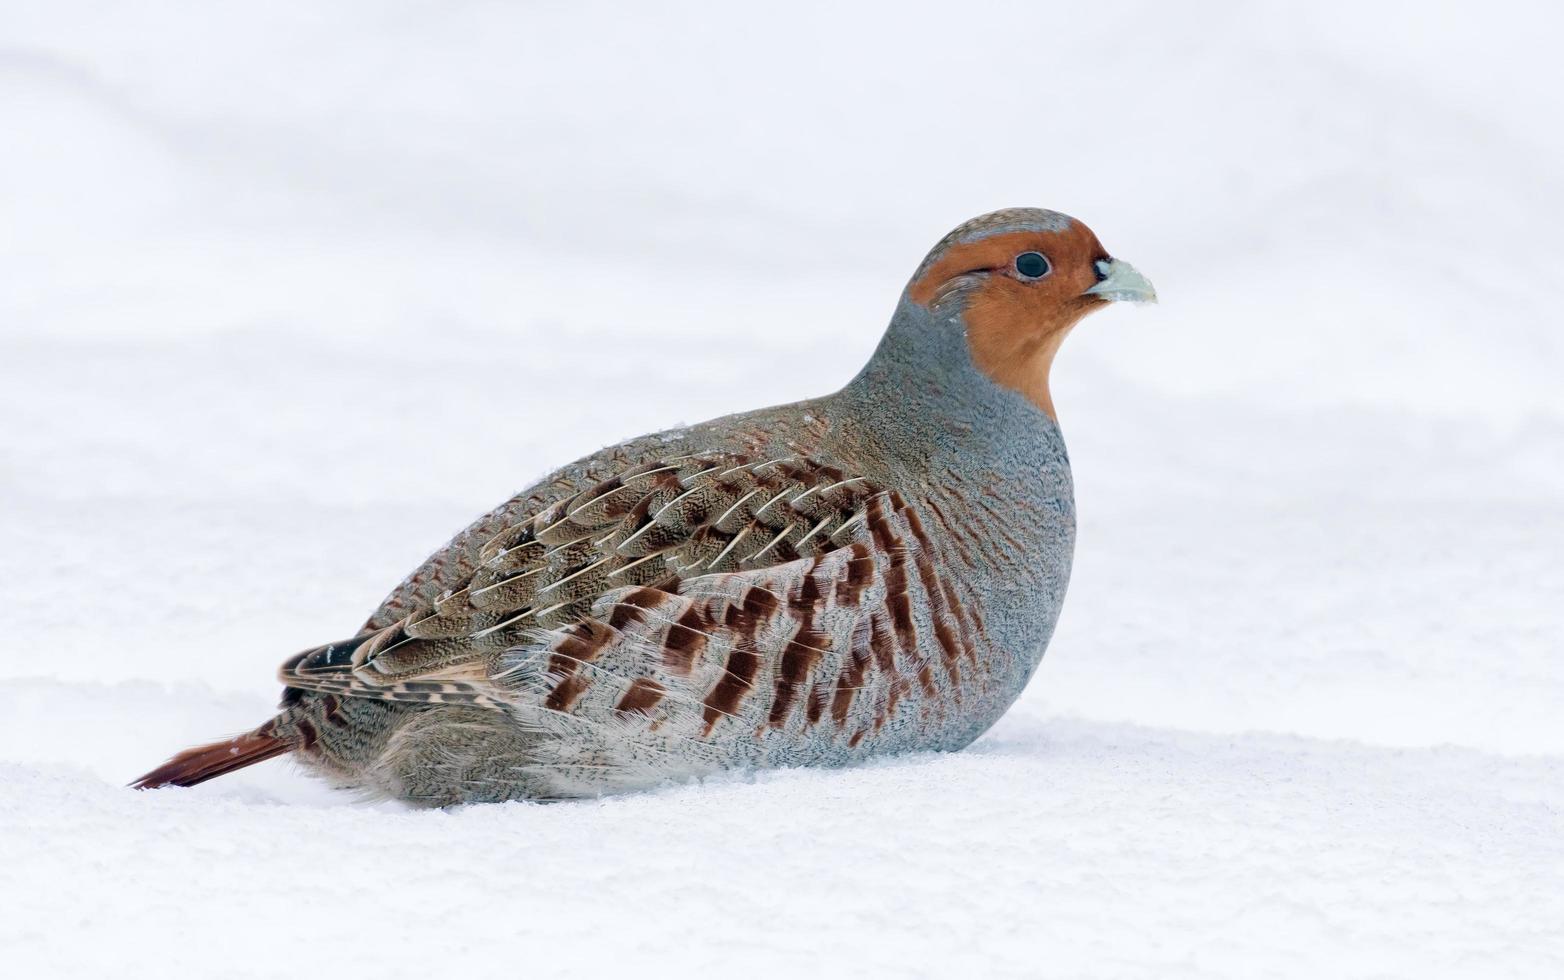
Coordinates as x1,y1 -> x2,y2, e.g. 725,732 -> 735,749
131,729 -> 289,789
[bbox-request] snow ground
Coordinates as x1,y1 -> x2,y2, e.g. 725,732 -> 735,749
2,2 -> 1561,977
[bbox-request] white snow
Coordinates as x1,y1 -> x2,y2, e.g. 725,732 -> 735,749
2,2 -> 1561,977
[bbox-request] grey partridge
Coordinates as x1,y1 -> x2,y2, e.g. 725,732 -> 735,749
134,208 -> 1156,805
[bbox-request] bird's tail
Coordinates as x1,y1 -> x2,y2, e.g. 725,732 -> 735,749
130,629 -> 406,792
130,725 -> 290,790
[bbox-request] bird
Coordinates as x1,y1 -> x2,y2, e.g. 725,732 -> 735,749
132,207 -> 1155,805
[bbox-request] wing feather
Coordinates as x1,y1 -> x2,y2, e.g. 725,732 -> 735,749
278,452 -> 881,712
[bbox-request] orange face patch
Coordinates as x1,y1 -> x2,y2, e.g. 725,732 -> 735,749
908,224 -> 1111,420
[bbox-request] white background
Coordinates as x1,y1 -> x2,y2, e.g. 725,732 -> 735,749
2,2 -> 1560,977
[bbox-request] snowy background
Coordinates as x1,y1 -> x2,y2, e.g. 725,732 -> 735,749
2,1 -> 1561,976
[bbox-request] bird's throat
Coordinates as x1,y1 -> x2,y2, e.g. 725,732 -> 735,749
966,321 -> 1077,421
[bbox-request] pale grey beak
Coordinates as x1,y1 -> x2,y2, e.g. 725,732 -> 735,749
1085,258 -> 1157,304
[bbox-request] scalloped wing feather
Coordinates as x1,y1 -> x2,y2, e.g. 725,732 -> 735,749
485,488 -> 980,750
277,452 -> 880,710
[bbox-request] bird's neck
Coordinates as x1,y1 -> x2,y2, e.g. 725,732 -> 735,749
967,324 -> 1076,422
830,298 -> 1068,473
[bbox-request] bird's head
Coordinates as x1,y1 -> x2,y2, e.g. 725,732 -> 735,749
903,208 -> 1155,420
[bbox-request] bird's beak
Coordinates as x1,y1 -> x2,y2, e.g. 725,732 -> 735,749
1085,258 -> 1157,304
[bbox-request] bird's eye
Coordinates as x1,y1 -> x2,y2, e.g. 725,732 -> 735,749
1015,252 -> 1050,279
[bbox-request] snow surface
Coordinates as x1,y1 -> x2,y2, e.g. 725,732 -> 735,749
2,2 -> 1561,977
